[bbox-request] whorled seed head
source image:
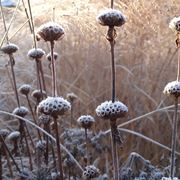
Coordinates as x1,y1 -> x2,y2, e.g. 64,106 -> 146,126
66,92 -> 78,102
36,140 -> 46,152
39,114 -> 52,124
13,106 -> 29,117
0,129 -> 10,138
1,43 -> 19,54
7,131 -> 20,141
46,52 -> 59,61
18,84 -> 31,96
83,165 -> 100,179
31,89 -> 46,101
37,96 -> 71,117
97,9 -> 126,27
96,100 -> 128,119
27,48 -> 45,60
163,81 -> 180,98
169,16 -> 180,32
77,115 -> 95,129
36,22 -> 65,42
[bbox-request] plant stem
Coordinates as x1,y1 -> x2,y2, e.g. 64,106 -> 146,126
111,0 -> 114,9
50,41 -> 57,97
170,97 -> 178,178
110,120 -> 119,180
177,45 -> 180,81
70,101 -> 74,128
39,61 -> 47,93
85,128 -> 89,165
36,60 -> 43,97
53,117 -> 64,179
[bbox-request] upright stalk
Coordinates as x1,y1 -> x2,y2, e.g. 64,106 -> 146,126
170,97 -> 178,178
85,128 -> 89,165
176,36 -> 180,81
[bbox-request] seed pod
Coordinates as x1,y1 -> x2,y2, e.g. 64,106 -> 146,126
36,140 -> 46,152
31,89 -> 46,101
1,43 -> 19,54
96,100 -> 128,119
97,9 -> 126,27
7,131 -> 20,141
19,84 -> 31,96
163,81 -> 180,98
169,16 -> 180,32
77,115 -> 95,129
13,106 -> 29,117
27,48 -> 45,60
46,52 -> 59,62
0,129 -> 10,138
66,92 -> 78,102
36,22 -> 65,42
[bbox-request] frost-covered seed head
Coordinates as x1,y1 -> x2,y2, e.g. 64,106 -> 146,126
37,96 -> 71,117
66,92 -> 78,102
46,52 -> 59,61
0,129 -> 10,138
77,115 -> 95,129
36,22 -> 65,42
31,90 -> 46,101
8,131 -> 20,141
51,172 -> 60,180
27,48 -> 45,60
163,81 -> 180,98
1,43 -> 19,54
13,106 -> 29,117
96,100 -> 128,119
19,84 -> 31,96
39,114 -> 52,124
36,140 -> 46,151
64,156 -> 75,168
83,165 -> 100,179
97,9 -> 126,27
169,16 -> 180,32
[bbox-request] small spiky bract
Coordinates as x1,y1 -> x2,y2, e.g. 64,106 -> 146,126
163,81 -> 180,98
27,48 -> 45,60
46,52 -> 59,61
13,106 -> 29,117
96,100 -> 128,119
67,92 -> 78,102
37,96 -> 71,117
36,140 -> 46,152
7,131 -> 20,141
97,9 -> 126,27
77,115 -> 95,129
0,129 -> 10,138
83,165 -> 100,179
19,84 -> 31,96
1,43 -> 19,54
36,22 -> 65,42
169,16 -> 180,32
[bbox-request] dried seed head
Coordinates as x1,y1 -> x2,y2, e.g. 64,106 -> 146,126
77,115 -> 95,129
83,165 -> 100,179
36,22 -> 65,42
66,92 -> 78,102
13,106 -> 29,117
37,96 -> 71,117
1,43 -> 19,54
169,16 -> 180,32
163,81 -> 180,98
19,84 -> 31,96
0,129 -> 10,138
64,156 -> 75,168
96,100 -> 128,119
46,52 -> 59,61
97,9 -> 126,27
39,114 -> 52,124
31,89 -> 46,101
27,48 -> 45,60
8,131 -> 20,141
36,140 -> 46,152
51,172 -> 60,180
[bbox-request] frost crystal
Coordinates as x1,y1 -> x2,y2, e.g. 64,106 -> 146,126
96,100 -> 128,119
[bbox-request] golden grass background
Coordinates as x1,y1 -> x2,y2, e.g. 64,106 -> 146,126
0,0 -> 180,172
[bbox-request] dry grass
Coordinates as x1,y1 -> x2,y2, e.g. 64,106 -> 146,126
0,0 -> 180,177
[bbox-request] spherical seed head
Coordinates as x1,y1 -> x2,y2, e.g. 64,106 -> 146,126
77,115 -> 95,129
0,129 -> 10,138
46,52 -> 59,61
7,131 -> 20,141
39,114 -> 52,124
37,96 -> 71,117
66,92 -> 78,102
36,140 -> 46,152
19,84 -> 31,96
96,100 -> 128,119
97,9 -> 126,27
1,43 -> 19,54
169,16 -> 180,32
27,48 -> 45,60
31,89 -> 46,100
13,106 -> 29,117
83,165 -> 100,179
163,81 -> 180,98
36,22 -> 65,42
